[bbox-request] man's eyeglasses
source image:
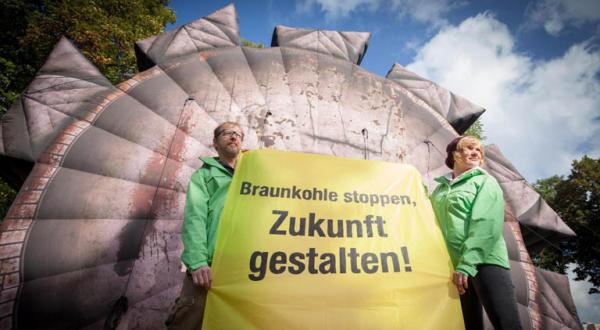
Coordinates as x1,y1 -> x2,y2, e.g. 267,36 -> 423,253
218,129 -> 244,140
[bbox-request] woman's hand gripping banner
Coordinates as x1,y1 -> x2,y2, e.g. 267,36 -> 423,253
203,149 -> 463,329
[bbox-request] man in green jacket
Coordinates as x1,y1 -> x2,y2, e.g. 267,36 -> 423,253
166,121 -> 244,329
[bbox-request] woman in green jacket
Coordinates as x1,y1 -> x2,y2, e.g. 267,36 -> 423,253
430,136 -> 521,330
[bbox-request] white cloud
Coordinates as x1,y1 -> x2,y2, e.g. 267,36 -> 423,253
390,0 -> 463,28
568,265 -> 600,323
296,0 -> 461,26
296,0 -> 381,20
527,0 -> 600,36
406,13 -> 600,181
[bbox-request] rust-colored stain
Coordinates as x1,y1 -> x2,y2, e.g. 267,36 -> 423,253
0,220 -> 32,231
123,93 -> 190,282
0,244 -> 22,260
0,259 -> 19,274
505,203 -> 542,330
0,231 -> 26,245
5,205 -> 35,219
2,273 -> 19,289
200,49 -> 219,61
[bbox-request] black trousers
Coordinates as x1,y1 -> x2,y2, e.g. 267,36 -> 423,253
460,264 -> 522,330
165,273 -> 208,330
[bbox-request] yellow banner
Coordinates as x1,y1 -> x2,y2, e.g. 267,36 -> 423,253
204,149 -> 462,329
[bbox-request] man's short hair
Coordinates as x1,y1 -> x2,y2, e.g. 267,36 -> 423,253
213,122 -> 242,140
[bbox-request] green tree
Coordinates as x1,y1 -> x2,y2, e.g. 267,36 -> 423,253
533,156 -> 600,294
531,175 -> 567,273
241,37 -> 264,48
0,0 -> 176,219
1,0 -> 176,115
534,175 -> 563,203
463,119 -> 485,141
0,180 -> 17,220
0,0 -> 38,115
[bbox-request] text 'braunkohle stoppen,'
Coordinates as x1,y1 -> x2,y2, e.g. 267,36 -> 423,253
239,181 -> 416,208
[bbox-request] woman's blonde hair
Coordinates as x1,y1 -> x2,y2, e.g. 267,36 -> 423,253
445,136 -> 485,168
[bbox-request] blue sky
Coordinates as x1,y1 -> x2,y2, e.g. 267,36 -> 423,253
166,0 -> 599,321
168,0 -> 600,185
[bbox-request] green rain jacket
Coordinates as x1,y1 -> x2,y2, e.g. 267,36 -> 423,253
181,156 -> 232,271
430,167 -> 510,277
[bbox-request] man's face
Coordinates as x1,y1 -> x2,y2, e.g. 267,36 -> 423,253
214,124 -> 243,158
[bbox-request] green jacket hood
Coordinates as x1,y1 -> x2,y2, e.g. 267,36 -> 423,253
200,156 -> 221,167
434,167 -> 487,186
200,156 -> 229,173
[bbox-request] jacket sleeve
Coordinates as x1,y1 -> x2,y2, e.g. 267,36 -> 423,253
456,176 -> 505,277
181,169 -> 210,271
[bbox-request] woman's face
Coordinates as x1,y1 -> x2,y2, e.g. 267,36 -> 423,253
454,142 -> 483,170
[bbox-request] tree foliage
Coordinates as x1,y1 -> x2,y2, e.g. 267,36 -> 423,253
0,180 -> 16,220
534,175 -> 563,203
533,156 -> 600,294
0,0 -> 176,219
1,0 -> 176,115
463,119 -> 485,141
241,37 -> 264,48
531,175 -> 567,273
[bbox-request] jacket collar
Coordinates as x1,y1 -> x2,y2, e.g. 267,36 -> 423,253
200,156 -> 231,174
435,167 -> 486,186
